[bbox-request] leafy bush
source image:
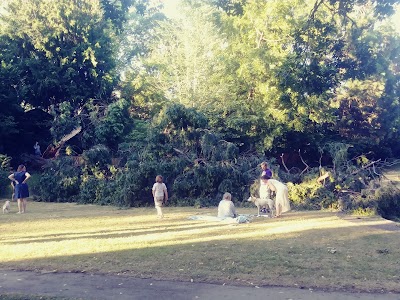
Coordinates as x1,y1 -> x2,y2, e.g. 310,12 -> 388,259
0,169 -> 11,198
287,180 -> 335,210
375,186 -> 400,220
79,176 -> 122,206
37,157 -> 81,202
0,154 -> 12,197
34,103 -> 400,219
94,99 -> 133,149
28,173 -> 41,197
82,144 -> 112,173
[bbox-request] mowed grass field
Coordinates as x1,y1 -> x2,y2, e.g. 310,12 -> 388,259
0,200 -> 399,293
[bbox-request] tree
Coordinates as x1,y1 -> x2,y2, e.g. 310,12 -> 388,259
0,0 -> 136,151
211,0 -> 400,155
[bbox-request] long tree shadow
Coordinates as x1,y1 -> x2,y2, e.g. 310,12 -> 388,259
2,222 -> 229,245
1,225 -> 399,294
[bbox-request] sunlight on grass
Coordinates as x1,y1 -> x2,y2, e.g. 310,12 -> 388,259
1,213 -> 394,261
0,201 -> 399,292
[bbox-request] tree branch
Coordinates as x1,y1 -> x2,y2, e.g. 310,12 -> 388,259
280,153 -> 290,173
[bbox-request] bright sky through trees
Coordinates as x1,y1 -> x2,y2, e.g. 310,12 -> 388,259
161,0 -> 181,19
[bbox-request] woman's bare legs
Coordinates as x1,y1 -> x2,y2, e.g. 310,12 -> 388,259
17,198 -> 23,213
22,198 -> 27,213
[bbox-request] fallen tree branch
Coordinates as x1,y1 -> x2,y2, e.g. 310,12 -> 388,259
317,172 -> 330,184
351,159 -> 381,175
339,189 -> 361,195
280,153 -> 290,173
298,149 -> 310,175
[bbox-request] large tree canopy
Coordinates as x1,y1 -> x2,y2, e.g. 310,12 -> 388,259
1,0 -> 400,208
0,0 -> 136,153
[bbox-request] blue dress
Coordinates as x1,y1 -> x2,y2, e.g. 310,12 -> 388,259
14,171 -> 29,198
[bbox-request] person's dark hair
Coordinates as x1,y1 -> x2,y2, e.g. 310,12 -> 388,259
261,175 -> 270,180
17,165 -> 25,172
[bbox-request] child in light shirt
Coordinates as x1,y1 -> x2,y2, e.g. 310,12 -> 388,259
152,175 -> 168,218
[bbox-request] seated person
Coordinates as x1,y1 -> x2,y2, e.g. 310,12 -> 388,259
217,192 -> 237,218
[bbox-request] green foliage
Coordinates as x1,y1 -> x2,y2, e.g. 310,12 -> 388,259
0,154 -> 11,171
51,102 -> 80,141
0,168 -> 10,197
351,207 -> 377,216
1,0 -> 400,219
27,173 -> 41,197
375,186 -> 400,220
94,99 -> 133,148
287,179 -> 336,210
79,176 -> 122,206
37,157 -> 81,202
0,0 -> 119,109
0,154 -> 12,197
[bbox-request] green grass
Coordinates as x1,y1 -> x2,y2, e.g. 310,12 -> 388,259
0,200 -> 399,292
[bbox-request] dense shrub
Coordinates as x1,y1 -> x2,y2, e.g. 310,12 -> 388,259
0,154 -> 12,197
375,186 -> 400,220
79,176 -> 122,206
28,173 -> 41,197
287,180 -> 335,210
37,157 -> 82,202
0,168 -> 11,198
30,103 -> 400,218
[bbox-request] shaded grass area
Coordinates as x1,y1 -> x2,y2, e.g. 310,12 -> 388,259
0,201 -> 399,292
0,295 -> 75,300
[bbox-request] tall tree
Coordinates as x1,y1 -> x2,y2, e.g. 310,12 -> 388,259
0,0 -> 135,151
212,0 -> 400,154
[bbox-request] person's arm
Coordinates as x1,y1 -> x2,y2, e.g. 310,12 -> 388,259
22,172 -> 31,184
267,181 -> 276,192
164,185 -> 168,203
8,174 -> 19,184
152,185 -> 155,198
231,202 -> 237,217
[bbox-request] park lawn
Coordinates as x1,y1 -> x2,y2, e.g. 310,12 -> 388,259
0,201 -> 399,293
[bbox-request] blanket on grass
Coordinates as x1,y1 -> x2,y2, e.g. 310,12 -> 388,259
188,214 -> 252,224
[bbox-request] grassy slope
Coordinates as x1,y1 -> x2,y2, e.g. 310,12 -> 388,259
0,201 -> 399,292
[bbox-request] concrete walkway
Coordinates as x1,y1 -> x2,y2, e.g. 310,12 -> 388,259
1,270 -> 399,300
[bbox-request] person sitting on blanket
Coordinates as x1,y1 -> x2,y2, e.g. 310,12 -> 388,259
217,192 -> 237,218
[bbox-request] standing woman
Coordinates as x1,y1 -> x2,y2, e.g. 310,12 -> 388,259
260,175 -> 291,217
8,165 -> 31,214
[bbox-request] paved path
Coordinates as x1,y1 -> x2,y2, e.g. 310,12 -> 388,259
1,270 -> 399,300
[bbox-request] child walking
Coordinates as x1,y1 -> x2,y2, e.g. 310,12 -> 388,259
152,175 -> 168,218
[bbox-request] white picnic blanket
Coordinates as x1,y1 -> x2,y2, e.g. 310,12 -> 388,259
188,214 -> 252,224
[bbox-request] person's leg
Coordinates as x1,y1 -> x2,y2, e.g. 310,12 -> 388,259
276,203 -> 282,217
22,198 -> 27,213
17,198 -> 22,213
155,205 -> 163,218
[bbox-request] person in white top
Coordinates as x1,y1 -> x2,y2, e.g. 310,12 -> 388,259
261,175 -> 291,217
259,162 -> 273,203
217,192 -> 237,218
152,175 -> 168,218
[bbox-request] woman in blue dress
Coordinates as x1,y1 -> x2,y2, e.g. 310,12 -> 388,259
8,165 -> 31,213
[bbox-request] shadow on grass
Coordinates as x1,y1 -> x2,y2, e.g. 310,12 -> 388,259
1,219 -> 399,293
1,222 -> 227,245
